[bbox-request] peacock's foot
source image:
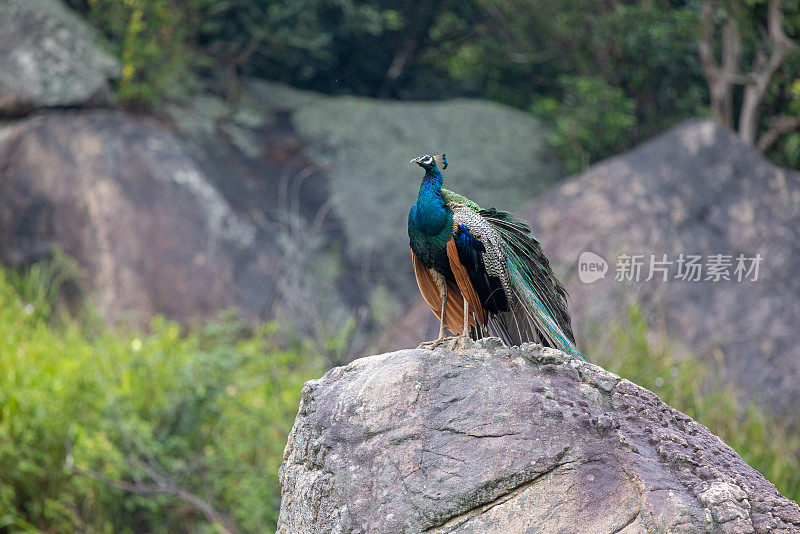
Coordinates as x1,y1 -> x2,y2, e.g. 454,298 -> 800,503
418,336 -> 456,350
418,335 -> 472,350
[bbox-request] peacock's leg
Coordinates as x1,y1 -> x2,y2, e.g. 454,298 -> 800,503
418,270 -> 457,349
461,298 -> 470,336
436,284 -> 448,339
447,296 -> 474,349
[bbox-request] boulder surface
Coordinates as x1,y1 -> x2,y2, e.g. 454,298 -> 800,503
278,341 -> 800,533
0,0 -> 119,116
245,80 -> 562,301
0,110 -> 279,323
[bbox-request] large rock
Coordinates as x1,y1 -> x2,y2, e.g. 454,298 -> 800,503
0,110 -> 280,323
0,0 -> 120,115
244,80 -> 561,303
512,119 -> 800,422
159,89 -> 362,338
278,342 -> 800,532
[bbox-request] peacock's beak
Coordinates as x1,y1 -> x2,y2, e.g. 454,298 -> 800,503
410,156 -> 423,164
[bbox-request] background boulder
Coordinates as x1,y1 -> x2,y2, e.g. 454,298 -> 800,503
0,0 -> 119,116
0,110 -> 278,324
278,342 -> 800,533
515,119 -> 800,422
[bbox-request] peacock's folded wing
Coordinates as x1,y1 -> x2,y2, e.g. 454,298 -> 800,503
440,188 -> 481,212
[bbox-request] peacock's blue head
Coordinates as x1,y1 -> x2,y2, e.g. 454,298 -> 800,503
410,153 -> 447,172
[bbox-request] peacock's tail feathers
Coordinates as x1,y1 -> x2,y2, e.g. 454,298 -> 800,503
480,208 -> 583,360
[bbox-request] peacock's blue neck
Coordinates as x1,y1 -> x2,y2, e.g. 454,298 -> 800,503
411,169 -> 449,235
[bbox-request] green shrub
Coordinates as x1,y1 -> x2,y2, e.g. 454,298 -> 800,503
585,305 -> 800,504
532,76 -> 636,174
83,0 -> 213,106
0,267 -> 322,532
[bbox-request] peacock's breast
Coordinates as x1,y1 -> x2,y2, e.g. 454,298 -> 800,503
408,193 -> 454,274
409,221 -> 453,276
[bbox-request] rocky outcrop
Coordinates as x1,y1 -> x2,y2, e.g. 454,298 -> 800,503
0,110 -> 280,323
511,119 -> 800,422
0,0 -> 119,116
278,341 -> 800,533
0,0 -> 563,331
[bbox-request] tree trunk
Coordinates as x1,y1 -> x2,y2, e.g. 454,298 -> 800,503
698,0 -> 741,129
738,0 -> 795,147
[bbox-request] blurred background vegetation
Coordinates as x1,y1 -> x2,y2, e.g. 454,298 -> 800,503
0,261 -> 322,532
63,0 -> 800,173
3,0 -> 800,532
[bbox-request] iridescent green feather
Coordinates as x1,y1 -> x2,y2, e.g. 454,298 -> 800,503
441,188 -> 481,212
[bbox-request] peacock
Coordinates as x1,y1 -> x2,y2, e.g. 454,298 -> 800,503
407,153 -> 583,360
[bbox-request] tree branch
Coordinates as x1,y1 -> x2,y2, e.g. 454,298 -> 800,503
71,465 -> 239,534
698,0 -> 719,80
739,0 -> 796,146
756,114 -> 800,152
698,0 -> 742,128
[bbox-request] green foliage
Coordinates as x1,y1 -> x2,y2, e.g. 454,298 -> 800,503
69,0 -> 800,170
533,77 -> 636,174
4,253 -> 78,323
457,0 -> 707,172
586,305 -> 800,504
82,0 -> 213,106
201,0 -> 405,94
0,267 -> 322,532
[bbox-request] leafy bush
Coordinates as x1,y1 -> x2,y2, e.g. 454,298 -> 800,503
532,76 -> 636,174
0,267 -> 322,532
81,0 -> 213,106
585,305 -> 800,504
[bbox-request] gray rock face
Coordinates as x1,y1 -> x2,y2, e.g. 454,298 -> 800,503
279,342 -> 800,533
0,110 -> 280,323
514,119 -> 800,422
0,0 -> 120,116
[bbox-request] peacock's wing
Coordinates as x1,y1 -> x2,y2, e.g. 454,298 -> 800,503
411,247 -> 475,335
447,203 -> 584,360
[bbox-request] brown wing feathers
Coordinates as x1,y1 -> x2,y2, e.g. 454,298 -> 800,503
446,238 -> 487,326
411,247 -> 475,335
